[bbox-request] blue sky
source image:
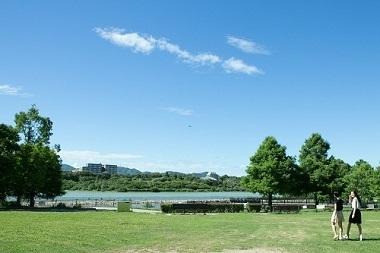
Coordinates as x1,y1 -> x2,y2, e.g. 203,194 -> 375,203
1,1 -> 380,175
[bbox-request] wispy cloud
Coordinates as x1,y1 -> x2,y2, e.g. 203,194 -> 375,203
95,27 -> 220,65
227,36 -> 270,55
223,58 -> 264,75
95,27 -> 264,75
60,150 -> 143,167
155,39 -> 221,65
94,27 -> 155,54
162,107 -> 194,116
0,84 -> 32,97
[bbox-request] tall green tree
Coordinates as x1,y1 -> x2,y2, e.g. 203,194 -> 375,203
15,104 -> 53,145
18,144 -> 63,206
0,124 -> 20,203
14,105 -> 62,207
299,133 -> 331,204
325,157 -> 351,199
242,136 -> 297,211
375,167 -> 380,198
344,160 -> 379,202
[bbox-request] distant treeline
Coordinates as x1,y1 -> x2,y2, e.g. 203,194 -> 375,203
62,172 -> 245,192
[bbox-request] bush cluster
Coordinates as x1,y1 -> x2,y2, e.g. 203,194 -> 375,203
161,202 -> 244,213
246,203 -> 262,213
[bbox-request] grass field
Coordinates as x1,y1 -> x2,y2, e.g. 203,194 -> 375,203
0,210 -> 379,253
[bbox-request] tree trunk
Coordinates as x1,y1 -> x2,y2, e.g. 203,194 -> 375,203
29,193 -> 35,208
268,193 -> 273,212
16,195 -> 22,206
314,193 -> 319,206
0,193 -> 5,203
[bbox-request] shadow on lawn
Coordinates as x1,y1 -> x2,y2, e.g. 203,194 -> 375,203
363,238 -> 380,241
344,238 -> 380,241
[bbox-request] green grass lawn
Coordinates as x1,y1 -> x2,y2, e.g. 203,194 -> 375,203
0,210 -> 379,253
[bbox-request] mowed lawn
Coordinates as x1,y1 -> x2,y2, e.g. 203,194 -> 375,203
0,211 -> 379,253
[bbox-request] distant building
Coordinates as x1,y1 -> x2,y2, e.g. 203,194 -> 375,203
104,164 -> 117,175
82,163 -> 103,174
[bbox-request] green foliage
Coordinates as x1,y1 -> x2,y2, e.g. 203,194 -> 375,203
325,157 -> 351,196
12,105 -> 63,207
72,202 -> 82,209
375,167 -> 380,198
242,136 -> 297,210
246,203 -> 261,213
0,124 -> 20,202
15,104 -> 53,145
62,172 -> 245,192
55,202 -> 66,209
344,160 -> 379,202
17,144 -> 63,206
299,133 -> 333,202
160,202 -> 244,213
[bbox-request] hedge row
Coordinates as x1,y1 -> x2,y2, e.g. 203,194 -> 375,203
246,203 -> 302,213
161,203 -> 244,213
160,202 -> 303,213
246,203 -> 262,213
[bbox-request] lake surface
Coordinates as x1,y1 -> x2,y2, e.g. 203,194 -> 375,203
55,191 -> 258,201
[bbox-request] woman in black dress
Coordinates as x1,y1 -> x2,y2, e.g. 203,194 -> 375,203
345,191 -> 363,241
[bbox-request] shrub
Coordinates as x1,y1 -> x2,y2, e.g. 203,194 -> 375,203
161,202 -> 244,213
3,201 -> 22,209
246,203 -> 262,213
56,202 -> 66,209
73,203 -> 82,209
144,201 -> 154,209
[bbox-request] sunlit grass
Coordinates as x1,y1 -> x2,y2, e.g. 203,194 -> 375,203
0,211 -> 379,252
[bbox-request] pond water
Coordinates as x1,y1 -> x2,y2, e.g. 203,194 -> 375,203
55,191 -> 258,201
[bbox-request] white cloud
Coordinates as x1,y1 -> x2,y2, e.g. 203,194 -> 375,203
162,107 -> 194,116
156,39 -> 221,65
95,27 -> 266,75
222,57 -> 264,75
227,36 -> 270,55
60,150 -> 143,167
95,27 -> 221,65
0,84 -> 32,97
94,27 -> 155,54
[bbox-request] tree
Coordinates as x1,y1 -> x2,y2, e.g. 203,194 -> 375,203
344,160 -> 379,203
0,124 -> 20,203
242,136 -> 297,211
375,167 -> 380,198
299,133 -> 331,204
325,157 -> 351,200
14,105 -> 62,207
17,144 -> 63,207
15,104 -> 53,145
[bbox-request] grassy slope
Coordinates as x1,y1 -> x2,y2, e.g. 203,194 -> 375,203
0,211 -> 379,253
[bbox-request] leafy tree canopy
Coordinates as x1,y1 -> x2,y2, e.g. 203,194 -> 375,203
15,104 -> 53,145
344,160 -> 379,202
0,124 -> 20,202
242,136 -> 297,210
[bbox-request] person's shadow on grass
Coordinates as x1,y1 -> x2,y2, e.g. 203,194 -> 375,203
345,238 -> 380,241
